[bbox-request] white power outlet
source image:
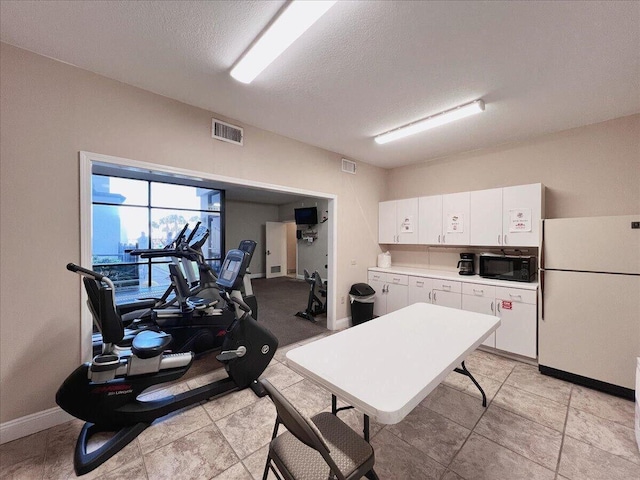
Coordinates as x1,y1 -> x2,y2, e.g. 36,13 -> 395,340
351,260 -> 356,266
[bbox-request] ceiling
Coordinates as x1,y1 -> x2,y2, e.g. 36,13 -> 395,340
1,0 -> 639,172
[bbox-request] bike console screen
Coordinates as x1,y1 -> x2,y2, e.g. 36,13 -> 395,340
216,249 -> 248,291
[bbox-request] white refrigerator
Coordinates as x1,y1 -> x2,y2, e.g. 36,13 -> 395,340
539,215 -> 640,396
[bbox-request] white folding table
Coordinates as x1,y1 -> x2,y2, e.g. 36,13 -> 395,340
286,302 -> 501,438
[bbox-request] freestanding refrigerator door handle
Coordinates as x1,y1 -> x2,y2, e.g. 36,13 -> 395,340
539,269 -> 545,321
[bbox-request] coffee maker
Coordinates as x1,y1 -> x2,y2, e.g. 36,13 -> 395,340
457,253 -> 475,276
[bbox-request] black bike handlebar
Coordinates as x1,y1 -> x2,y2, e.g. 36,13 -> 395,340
66,263 -> 105,281
229,295 -> 251,313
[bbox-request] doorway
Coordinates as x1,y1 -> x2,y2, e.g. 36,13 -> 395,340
79,151 -> 337,360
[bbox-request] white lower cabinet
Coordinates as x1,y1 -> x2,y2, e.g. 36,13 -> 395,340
432,279 -> 462,309
462,284 -> 497,348
408,276 -> 433,304
495,286 -> 537,358
367,272 -> 408,316
367,269 -> 537,358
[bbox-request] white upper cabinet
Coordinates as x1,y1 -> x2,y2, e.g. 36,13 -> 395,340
441,192 -> 470,245
470,184 -> 544,247
379,198 -> 419,244
470,188 -> 503,246
381,183 -> 543,247
418,195 -> 443,245
502,183 -> 543,247
379,201 -> 397,244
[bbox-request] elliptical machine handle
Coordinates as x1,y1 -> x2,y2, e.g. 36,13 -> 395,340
229,295 -> 251,314
66,263 -> 105,281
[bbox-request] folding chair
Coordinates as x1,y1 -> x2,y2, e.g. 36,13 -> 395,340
261,379 -> 375,480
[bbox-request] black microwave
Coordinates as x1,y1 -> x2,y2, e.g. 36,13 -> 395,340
479,255 -> 537,282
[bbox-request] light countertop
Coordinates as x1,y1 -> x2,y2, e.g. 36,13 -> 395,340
368,265 -> 538,291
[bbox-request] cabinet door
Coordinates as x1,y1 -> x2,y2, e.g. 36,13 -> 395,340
396,198 -> 419,244
462,294 -> 497,347
386,284 -> 408,313
432,289 -> 462,309
496,299 -> 537,358
470,188 -> 503,246
408,277 -> 433,304
502,184 -> 542,247
442,192 -> 470,245
379,201 -> 397,244
418,195 -> 443,245
369,277 -> 387,316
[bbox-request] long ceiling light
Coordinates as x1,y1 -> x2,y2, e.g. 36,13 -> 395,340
230,0 -> 337,84
374,99 -> 486,145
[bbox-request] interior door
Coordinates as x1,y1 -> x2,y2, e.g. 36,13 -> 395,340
265,221 -> 287,279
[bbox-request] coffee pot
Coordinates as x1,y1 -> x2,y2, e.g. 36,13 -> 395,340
457,253 -> 475,276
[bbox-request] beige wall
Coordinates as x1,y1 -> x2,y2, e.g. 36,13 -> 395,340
0,43 -> 387,424
2,39 -> 638,429
386,114 -> 640,216
384,114 -> 640,269
279,198 -> 329,278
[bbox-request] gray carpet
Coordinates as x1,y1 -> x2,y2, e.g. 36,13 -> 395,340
251,276 -> 327,347
183,276 -> 326,380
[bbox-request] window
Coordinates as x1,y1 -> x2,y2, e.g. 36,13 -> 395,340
91,173 -> 224,301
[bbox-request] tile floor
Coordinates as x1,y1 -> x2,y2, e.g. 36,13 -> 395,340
1,334 -> 639,480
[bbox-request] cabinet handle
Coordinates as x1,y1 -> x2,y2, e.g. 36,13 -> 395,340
442,284 -> 451,290
504,234 -> 508,245
498,234 -> 501,245
392,277 -> 401,283
416,281 -> 424,286
433,292 -> 437,302
473,288 -> 484,295
438,234 -> 441,244
428,291 -> 432,301
497,301 -> 501,313
442,235 -> 446,243
491,301 -> 494,313
509,293 -> 522,300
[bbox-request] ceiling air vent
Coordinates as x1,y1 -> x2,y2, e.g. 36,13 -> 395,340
341,158 -> 356,174
212,119 -> 243,146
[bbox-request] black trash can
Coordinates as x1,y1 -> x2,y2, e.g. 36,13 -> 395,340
349,283 -> 376,326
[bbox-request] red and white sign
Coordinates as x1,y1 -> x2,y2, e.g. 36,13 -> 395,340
502,300 -> 513,310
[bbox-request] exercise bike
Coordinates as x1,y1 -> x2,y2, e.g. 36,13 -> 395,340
295,269 -> 327,323
88,228 -> 260,357
56,248 -> 278,476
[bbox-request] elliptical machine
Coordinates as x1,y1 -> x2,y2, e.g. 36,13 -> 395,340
57,248 -> 278,476
295,269 -> 327,323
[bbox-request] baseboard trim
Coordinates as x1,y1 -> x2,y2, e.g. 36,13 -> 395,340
0,407 -> 74,445
538,365 -> 635,401
334,316 -> 351,330
250,272 -> 265,279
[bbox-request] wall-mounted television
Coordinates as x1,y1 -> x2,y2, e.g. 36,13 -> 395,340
294,206 -> 318,226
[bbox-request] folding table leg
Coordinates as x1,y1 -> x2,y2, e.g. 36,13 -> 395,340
454,361 -> 487,407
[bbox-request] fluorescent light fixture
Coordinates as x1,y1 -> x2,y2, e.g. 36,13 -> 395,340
230,0 -> 337,84
374,99 -> 486,145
